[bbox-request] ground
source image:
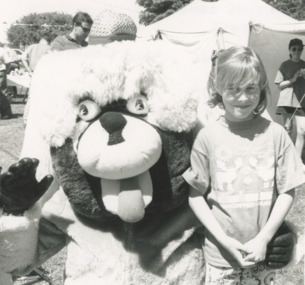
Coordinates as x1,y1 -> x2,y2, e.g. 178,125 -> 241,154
0,102 -> 304,285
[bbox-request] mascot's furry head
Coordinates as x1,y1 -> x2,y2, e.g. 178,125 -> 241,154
21,41 -> 202,223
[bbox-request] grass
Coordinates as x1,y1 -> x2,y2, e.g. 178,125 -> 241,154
0,103 -> 25,166
1,103 -> 304,284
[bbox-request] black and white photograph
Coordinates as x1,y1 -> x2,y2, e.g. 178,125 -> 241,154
0,0 -> 305,284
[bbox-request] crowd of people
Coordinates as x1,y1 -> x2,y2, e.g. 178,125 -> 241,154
0,9 -> 304,285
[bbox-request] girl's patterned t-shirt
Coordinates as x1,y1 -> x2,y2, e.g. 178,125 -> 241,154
183,115 -> 305,268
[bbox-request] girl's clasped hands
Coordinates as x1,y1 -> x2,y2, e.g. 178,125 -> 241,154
220,234 -> 268,268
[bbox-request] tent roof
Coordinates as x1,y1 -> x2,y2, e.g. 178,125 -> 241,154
139,0 -> 298,38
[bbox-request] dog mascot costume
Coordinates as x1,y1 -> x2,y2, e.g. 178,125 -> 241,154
0,10 -> 295,285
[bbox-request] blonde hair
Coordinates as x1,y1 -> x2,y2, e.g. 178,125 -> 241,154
208,46 -> 270,115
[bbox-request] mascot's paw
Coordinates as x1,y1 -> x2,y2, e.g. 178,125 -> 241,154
0,158 -> 53,215
265,222 -> 294,269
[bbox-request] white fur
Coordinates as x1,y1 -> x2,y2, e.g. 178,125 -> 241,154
15,40 -> 208,285
24,41 -> 200,148
21,41 -> 202,204
0,203 -> 41,283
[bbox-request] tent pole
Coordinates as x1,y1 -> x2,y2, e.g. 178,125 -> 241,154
248,24 -> 253,47
217,28 -> 225,50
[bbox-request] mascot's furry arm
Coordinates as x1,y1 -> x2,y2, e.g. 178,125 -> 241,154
0,158 -> 53,284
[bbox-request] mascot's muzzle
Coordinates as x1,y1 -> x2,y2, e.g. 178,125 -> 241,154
76,112 -> 162,223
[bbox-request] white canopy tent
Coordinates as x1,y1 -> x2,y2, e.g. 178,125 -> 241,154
139,0 -> 305,124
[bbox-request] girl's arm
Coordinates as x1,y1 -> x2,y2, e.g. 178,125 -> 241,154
189,187 -> 255,268
244,189 -> 295,263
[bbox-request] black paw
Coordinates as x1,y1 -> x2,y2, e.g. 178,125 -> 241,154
0,158 -> 53,215
265,223 -> 294,269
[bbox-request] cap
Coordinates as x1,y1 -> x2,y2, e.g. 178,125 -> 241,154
289,38 -> 304,49
89,10 -> 137,45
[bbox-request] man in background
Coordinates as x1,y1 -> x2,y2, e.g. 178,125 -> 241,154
50,12 -> 93,51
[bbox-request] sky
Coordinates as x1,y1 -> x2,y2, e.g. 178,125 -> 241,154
0,0 -> 143,43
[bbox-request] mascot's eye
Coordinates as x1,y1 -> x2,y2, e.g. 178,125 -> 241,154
78,100 -> 101,121
126,95 -> 149,115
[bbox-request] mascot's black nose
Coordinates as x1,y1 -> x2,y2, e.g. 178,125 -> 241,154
100,112 -> 127,145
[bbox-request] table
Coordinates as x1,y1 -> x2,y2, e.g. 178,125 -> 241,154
7,73 -> 31,102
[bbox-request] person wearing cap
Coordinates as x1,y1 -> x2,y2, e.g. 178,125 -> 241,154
0,48 -> 13,120
275,38 -> 305,158
50,12 -> 93,51
88,9 -> 137,45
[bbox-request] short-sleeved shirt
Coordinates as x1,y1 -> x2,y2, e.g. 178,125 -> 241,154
22,41 -> 50,72
274,60 -> 305,109
183,115 -> 305,268
50,34 -> 88,51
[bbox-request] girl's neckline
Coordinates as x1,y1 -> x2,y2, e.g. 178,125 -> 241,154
218,115 -> 263,130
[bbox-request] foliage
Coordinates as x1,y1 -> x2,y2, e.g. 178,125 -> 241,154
264,0 -> 305,20
137,0 -> 193,25
137,0 -> 305,26
7,12 -> 73,49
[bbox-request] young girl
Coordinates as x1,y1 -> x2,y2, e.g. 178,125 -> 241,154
183,46 -> 305,284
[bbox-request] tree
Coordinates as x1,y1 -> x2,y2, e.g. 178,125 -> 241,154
137,0 -> 218,25
264,0 -> 305,20
137,0 -> 305,26
137,0 -> 194,25
7,12 -> 73,49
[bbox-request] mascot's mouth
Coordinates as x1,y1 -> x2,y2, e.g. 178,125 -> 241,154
76,112 -> 162,223
101,171 -> 152,223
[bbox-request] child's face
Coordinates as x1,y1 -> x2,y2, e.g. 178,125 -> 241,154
289,45 -> 303,61
221,82 -> 260,122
